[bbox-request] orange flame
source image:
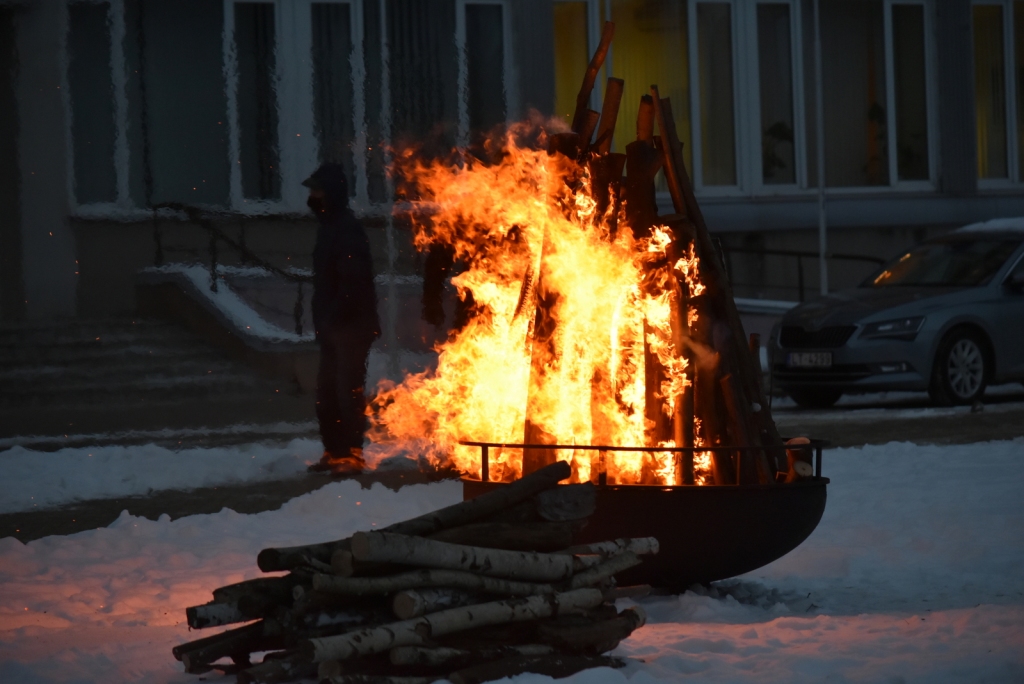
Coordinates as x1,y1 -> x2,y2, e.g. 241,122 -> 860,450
369,120 -> 712,485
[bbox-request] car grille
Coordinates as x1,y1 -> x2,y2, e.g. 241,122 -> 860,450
779,325 -> 856,349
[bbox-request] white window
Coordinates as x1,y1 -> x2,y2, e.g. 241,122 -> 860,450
551,0 -> 938,197
456,0 -> 516,146
223,0 -> 368,214
973,0 -> 1024,186
63,0 -> 131,213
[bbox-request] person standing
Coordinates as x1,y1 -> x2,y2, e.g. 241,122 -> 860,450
304,164 -> 381,474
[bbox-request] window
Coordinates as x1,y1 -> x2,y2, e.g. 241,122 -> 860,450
311,2 -> 356,195
553,1 -> 592,125
233,2 -> 281,201
554,0 -> 936,196
695,2 -> 737,185
462,1 -> 509,139
971,0 -> 1024,184
757,3 -> 796,184
67,1 -> 118,204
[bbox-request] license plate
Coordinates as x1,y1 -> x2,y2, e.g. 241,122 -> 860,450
786,352 -> 832,368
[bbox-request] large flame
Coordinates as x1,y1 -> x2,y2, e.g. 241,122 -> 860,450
369,120 -> 712,485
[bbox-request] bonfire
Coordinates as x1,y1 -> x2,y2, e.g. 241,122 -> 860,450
368,22 -> 786,487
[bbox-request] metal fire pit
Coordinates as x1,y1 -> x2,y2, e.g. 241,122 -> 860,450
460,440 -> 829,590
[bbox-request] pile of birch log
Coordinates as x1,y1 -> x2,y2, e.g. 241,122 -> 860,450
173,461 -> 656,683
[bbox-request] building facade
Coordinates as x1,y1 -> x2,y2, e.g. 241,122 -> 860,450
2,0 -> 1024,324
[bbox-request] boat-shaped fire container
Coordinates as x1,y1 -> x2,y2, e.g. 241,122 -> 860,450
461,440 -> 829,591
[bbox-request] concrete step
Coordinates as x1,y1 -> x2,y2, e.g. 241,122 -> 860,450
0,317 -> 308,423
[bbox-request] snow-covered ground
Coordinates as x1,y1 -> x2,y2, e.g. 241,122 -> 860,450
1,439 -> 1022,683
0,439 -> 321,514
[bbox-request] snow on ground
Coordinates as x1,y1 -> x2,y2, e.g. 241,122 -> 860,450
0,439 -> 322,513
1,439 -> 1023,683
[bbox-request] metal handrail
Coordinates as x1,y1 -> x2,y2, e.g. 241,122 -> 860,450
720,246 -> 885,302
151,203 -> 313,336
458,438 -> 827,484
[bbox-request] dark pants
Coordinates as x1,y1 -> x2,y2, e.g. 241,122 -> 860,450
316,332 -> 375,455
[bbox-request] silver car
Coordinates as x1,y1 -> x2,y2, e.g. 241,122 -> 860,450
770,218 -> 1024,408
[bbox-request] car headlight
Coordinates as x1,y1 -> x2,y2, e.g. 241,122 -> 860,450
860,316 -> 925,339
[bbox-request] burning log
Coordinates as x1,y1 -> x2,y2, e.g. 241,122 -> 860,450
649,88 -> 785,472
571,22 -> 616,134
593,78 -> 625,155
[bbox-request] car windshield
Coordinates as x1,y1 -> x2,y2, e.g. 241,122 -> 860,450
864,238 -> 1021,287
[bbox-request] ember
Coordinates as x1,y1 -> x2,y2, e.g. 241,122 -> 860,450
369,22 -> 783,487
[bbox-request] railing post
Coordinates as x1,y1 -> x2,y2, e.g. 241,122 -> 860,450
815,444 -> 822,478
481,444 -> 489,483
294,281 -> 304,336
153,211 -> 164,267
209,231 -> 218,293
598,449 -> 607,486
797,255 -> 805,302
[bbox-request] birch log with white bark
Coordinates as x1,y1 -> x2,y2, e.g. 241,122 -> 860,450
391,588 -> 479,620
302,589 -> 603,663
257,461 -> 571,572
351,532 -> 577,581
558,537 -> 660,558
312,568 -> 556,598
537,606 -> 647,654
568,552 -> 642,589
186,600 -> 247,629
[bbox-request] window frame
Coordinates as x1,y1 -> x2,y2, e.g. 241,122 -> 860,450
62,0 -> 133,216
455,0 -> 517,147
973,0 -> 1023,189
222,0 -> 370,214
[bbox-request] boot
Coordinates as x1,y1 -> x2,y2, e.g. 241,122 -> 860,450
308,447 -> 366,476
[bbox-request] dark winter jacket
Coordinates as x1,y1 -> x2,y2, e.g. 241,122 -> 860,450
308,165 -> 381,341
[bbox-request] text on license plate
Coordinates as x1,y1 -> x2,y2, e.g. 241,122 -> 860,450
787,352 -> 833,368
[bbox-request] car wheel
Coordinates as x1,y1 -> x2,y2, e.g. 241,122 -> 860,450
929,328 -> 989,406
787,388 -> 842,409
